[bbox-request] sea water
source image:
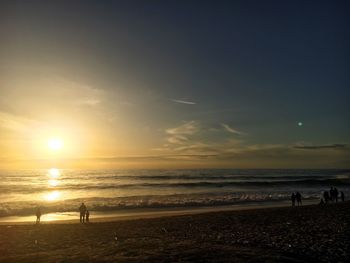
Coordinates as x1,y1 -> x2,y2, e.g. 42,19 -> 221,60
0,169 -> 349,220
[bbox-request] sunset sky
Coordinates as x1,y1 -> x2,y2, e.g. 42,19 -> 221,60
0,0 -> 349,169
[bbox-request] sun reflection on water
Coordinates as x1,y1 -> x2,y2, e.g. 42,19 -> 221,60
44,190 -> 61,201
48,179 -> 59,187
44,168 -> 62,201
48,168 -> 60,178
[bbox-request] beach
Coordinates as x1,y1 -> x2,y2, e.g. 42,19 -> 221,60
1,0 -> 349,262
0,202 -> 349,262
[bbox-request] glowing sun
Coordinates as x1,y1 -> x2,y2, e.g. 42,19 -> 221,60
48,138 -> 63,151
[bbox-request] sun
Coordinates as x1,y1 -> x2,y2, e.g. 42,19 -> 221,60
48,138 -> 63,151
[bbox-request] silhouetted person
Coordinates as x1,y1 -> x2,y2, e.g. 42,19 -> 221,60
323,191 -> 330,204
86,210 -> 90,223
330,187 -> 335,202
340,191 -> 345,202
36,207 -> 42,224
296,192 -> 302,206
334,187 -> 339,202
319,198 -> 325,205
79,203 -> 87,223
291,192 -> 296,207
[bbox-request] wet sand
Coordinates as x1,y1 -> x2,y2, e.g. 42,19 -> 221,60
0,202 -> 349,262
0,200 -> 303,225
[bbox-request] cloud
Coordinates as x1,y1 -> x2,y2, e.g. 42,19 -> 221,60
75,98 -> 101,106
171,99 -> 196,105
221,123 -> 243,135
151,120 -> 350,168
7,141 -> 349,169
0,74 -> 105,117
161,121 -> 247,156
294,144 -> 347,150
164,121 -> 200,153
166,121 -> 199,135
167,135 -> 188,144
64,142 -> 350,167
51,78 -> 104,107
0,111 -> 38,132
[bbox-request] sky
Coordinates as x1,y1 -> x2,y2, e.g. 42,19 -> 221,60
0,0 -> 349,169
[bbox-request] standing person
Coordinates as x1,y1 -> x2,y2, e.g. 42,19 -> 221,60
330,187 -> 334,202
334,187 -> 339,202
36,207 -> 42,224
296,192 -> 302,206
86,210 -> 90,223
291,192 -> 296,207
79,203 -> 87,223
340,191 -> 345,202
323,191 -> 330,204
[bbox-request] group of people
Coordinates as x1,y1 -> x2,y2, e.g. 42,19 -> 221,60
35,202 -> 91,224
321,187 -> 345,204
291,187 -> 346,207
79,202 -> 90,223
291,192 -> 302,206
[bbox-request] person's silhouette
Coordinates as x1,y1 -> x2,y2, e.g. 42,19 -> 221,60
86,210 -> 90,223
330,187 -> 334,202
36,207 -> 42,224
79,203 -> 87,223
291,192 -> 296,207
323,191 -> 330,204
334,187 -> 339,202
296,192 -> 302,206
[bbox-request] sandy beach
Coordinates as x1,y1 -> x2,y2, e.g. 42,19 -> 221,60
0,202 -> 349,262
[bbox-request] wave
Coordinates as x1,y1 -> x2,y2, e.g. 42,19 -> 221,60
0,192 -> 321,217
1,178 -> 349,194
80,178 -> 350,189
97,174 -> 350,181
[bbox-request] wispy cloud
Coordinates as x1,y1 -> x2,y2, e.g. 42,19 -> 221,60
171,99 -> 196,105
58,79 -> 104,107
0,111 -> 38,132
221,123 -> 243,135
164,121 -> 200,151
167,135 -> 188,144
166,121 -> 199,135
75,98 -> 101,106
294,144 -> 347,150
149,120 -> 350,168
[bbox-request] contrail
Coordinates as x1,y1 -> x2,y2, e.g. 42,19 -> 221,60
171,99 -> 196,105
221,123 -> 242,135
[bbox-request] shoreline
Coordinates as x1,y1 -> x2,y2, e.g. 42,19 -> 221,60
0,199 -> 320,225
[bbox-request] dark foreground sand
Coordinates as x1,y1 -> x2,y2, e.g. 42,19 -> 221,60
0,202 -> 349,263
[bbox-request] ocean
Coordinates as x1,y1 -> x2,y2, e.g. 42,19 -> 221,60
0,169 -> 349,221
